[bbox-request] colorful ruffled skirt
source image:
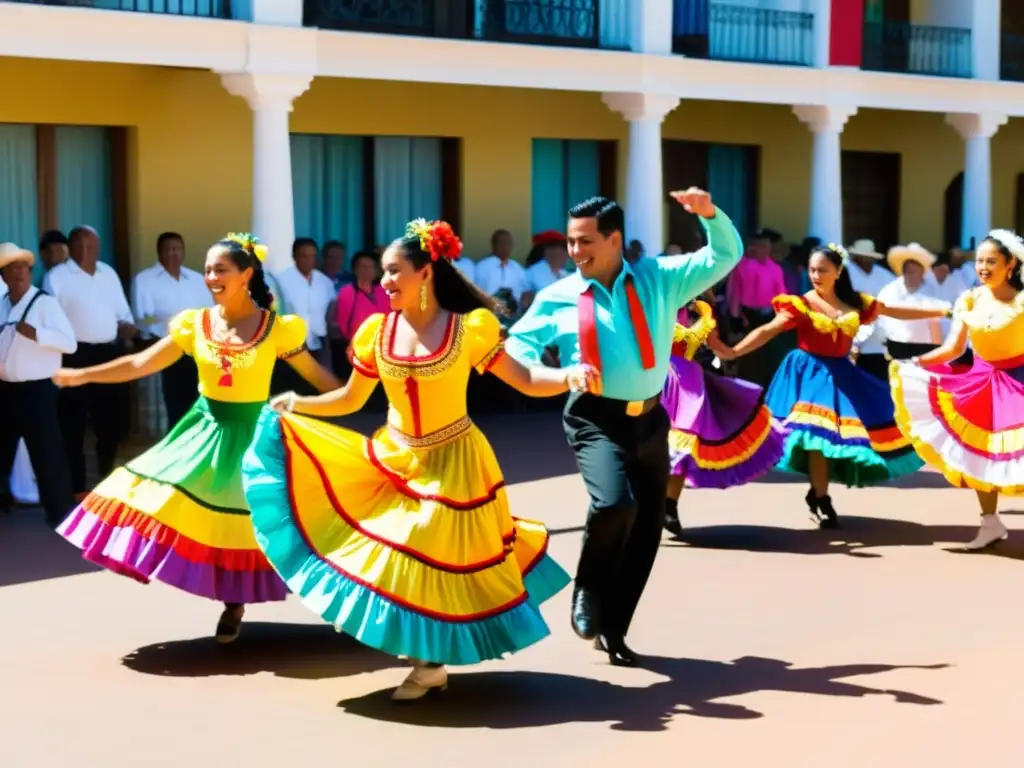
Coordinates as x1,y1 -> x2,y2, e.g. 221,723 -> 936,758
57,397 -> 286,603
241,409 -> 571,666
765,350 -> 923,486
891,356 -> 1024,495
662,356 -> 786,488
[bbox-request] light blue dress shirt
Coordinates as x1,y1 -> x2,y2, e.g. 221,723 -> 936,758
505,208 -> 743,402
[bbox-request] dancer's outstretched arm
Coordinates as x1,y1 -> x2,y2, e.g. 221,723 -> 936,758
915,319 -> 969,367
271,371 -> 377,418
284,349 -> 342,394
489,355 -> 601,398
726,314 -> 791,359
53,335 -> 182,387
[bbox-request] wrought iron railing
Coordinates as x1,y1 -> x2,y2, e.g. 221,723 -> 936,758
3,0 -> 232,16
1001,33 -> 1024,82
303,0 -> 602,48
861,21 -> 971,78
673,3 -> 814,67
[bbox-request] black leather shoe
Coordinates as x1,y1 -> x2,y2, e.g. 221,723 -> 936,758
593,634 -> 639,667
570,586 -> 599,640
663,498 -> 684,538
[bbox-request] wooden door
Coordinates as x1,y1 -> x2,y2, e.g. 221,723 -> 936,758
662,139 -> 709,252
841,150 -> 901,253
943,172 -> 963,251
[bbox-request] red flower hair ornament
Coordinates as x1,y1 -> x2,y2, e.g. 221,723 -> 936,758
406,218 -> 463,263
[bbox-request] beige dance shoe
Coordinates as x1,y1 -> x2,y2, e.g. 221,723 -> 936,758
392,661 -> 448,701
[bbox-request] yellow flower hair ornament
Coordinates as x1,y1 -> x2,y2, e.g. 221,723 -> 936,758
826,242 -> 849,269
225,232 -> 268,263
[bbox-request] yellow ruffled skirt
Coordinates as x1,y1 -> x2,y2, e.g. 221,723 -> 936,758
241,408 -> 570,665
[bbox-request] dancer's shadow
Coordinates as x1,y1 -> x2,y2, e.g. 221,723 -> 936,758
0,509 -> 99,587
122,622 -> 399,680
666,516 -> 1024,561
337,655 -> 948,731
753,471 -> 954,490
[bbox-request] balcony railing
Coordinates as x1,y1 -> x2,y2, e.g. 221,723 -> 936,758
4,0 -> 233,16
1001,33 -> 1024,82
303,0 -> 610,49
673,2 -> 814,67
861,21 -> 971,78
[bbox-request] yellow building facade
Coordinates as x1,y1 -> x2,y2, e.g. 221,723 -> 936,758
5,54 -> 1024,275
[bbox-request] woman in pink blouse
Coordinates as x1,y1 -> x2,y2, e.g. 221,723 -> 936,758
335,251 -> 390,361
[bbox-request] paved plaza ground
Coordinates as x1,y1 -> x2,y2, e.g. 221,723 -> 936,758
2,412 -> 1022,767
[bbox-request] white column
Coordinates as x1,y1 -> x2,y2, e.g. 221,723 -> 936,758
946,112 -> 1007,248
629,0 -> 674,54
813,0 -> 832,68
793,104 -> 857,243
602,92 -> 680,254
971,0 -> 1002,80
219,72 -> 312,275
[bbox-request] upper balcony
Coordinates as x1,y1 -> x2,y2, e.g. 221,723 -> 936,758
3,0 -> 234,16
301,0 -> 630,50
861,21 -> 972,79
672,1 -> 815,67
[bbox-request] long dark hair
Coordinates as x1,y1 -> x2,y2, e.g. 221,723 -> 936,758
216,235 -> 273,310
982,234 -> 1024,291
812,244 -> 865,310
395,225 -> 495,315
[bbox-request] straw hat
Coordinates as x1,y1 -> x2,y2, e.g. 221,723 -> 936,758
0,242 -> 34,271
847,239 -> 884,259
887,243 -> 935,275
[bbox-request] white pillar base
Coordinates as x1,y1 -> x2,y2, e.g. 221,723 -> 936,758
946,112 -> 1007,249
602,92 -> 680,255
793,104 -> 857,244
220,72 -> 313,275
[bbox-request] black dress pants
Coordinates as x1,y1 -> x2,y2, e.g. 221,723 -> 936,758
562,392 -> 670,637
59,341 -> 127,493
161,353 -> 198,427
0,379 -> 75,526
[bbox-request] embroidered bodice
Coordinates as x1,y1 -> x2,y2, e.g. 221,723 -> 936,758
671,300 -> 716,360
953,288 -> 1024,364
350,308 -> 505,439
772,293 -> 879,358
168,308 -> 308,402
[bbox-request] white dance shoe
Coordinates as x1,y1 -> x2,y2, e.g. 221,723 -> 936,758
964,514 -> 1008,551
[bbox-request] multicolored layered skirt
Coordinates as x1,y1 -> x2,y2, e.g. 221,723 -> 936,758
765,349 -> 923,486
57,397 -> 286,603
241,409 -> 571,666
662,356 -> 786,488
891,355 -> 1024,495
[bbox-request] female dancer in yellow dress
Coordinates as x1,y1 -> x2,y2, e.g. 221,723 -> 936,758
242,219 -> 597,701
55,234 -> 338,641
891,230 -> 1024,550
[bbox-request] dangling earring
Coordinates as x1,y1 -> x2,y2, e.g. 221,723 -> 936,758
419,283 -> 428,311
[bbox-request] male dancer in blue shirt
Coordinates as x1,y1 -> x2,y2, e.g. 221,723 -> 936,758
506,189 -> 742,666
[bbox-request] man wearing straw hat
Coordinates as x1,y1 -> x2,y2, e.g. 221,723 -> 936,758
0,243 -> 77,526
876,243 -> 952,362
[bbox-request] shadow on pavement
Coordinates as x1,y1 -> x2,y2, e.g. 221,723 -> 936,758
121,622 -> 399,680
0,508 -> 99,587
753,470 -> 955,490
337,655 -> 948,731
667,515 -> 1024,560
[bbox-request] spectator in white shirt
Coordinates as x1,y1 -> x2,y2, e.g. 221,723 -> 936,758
273,237 -> 336,394
132,232 -> 212,425
0,243 -> 76,526
844,238 -> 894,380
521,230 -> 570,310
876,244 -> 951,361
474,229 -> 527,315
43,226 -> 139,497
